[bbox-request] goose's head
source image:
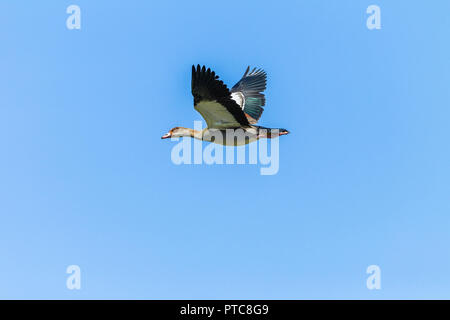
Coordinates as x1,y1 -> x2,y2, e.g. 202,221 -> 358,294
161,127 -> 192,139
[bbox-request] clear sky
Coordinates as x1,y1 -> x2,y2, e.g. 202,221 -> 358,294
1,1 -> 449,299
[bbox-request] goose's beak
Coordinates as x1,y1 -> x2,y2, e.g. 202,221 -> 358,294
161,132 -> 171,139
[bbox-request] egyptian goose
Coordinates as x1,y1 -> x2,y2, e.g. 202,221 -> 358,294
161,65 -> 289,146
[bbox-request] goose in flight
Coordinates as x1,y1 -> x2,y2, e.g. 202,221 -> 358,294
161,65 -> 289,146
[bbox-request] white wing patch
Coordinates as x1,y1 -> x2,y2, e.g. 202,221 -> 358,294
230,92 -> 245,110
194,100 -> 242,129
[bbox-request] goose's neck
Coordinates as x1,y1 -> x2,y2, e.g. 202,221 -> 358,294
178,127 -> 203,140
191,129 -> 204,140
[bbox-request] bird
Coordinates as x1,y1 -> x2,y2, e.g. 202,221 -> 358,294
161,65 -> 290,146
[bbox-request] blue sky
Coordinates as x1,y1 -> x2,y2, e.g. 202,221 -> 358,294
0,1 -> 449,299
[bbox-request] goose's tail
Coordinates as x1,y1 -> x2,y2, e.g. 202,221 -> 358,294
256,126 -> 290,138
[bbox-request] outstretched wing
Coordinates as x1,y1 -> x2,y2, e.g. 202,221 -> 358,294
191,65 -> 249,129
231,66 -> 267,124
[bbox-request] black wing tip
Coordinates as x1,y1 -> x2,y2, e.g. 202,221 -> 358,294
194,64 -> 266,76
191,64 -> 229,99
243,66 -> 251,77
192,64 -> 216,75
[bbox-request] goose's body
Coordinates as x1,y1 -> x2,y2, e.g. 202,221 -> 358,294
201,127 -> 259,146
172,126 -> 284,146
162,65 -> 289,145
